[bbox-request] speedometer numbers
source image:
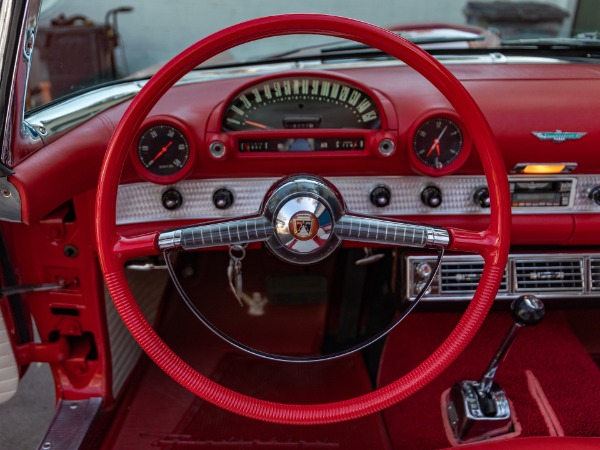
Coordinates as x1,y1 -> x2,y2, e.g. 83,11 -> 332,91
222,76 -> 381,133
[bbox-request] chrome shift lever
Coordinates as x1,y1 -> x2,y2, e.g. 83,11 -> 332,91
446,295 -> 545,443
478,295 -> 545,397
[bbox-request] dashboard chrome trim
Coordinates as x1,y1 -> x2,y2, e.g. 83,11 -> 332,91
116,174 -> 600,225
24,83 -> 144,142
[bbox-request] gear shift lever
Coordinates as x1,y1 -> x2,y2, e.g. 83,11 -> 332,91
446,295 -> 545,443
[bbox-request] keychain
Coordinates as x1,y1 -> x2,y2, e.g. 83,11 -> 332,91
227,244 -> 247,307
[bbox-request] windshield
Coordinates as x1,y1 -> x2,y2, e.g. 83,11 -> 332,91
26,0 -> 596,111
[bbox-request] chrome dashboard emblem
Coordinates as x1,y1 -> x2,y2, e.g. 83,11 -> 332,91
289,211 -> 319,241
532,130 -> 586,143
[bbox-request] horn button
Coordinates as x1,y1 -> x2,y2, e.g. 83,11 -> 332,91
264,176 -> 343,265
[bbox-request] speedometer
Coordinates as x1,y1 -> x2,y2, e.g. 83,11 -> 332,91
222,75 -> 381,131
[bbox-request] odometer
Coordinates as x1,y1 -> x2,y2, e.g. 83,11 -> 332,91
222,76 -> 381,131
239,138 -> 366,152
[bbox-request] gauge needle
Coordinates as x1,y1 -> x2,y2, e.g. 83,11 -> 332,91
244,120 -> 269,130
426,126 -> 448,157
148,141 -> 172,166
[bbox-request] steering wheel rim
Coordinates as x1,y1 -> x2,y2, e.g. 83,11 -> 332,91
96,14 -> 510,424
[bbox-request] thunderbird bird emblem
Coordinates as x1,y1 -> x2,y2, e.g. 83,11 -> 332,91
289,211 -> 319,241
532,130 -> 586,143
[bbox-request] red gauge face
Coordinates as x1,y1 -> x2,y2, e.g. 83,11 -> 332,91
413,118 -> 463,169
138,124 -> 190,176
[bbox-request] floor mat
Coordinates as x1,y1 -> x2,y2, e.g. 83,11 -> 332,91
378,311 -> 600,449
159,353 -> 392,449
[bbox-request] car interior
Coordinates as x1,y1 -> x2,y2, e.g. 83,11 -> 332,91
1,1 -> 600,449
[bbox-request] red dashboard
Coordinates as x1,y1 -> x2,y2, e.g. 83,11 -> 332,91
12,61 -> 600,250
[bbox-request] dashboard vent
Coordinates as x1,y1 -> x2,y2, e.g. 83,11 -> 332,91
514,258 -> 583,292
440,260 -> 508,294
591,259 -> 600,291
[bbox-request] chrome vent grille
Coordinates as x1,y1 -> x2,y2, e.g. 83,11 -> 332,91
514,258 -> 584,292
407,253 -> 598,301
440,260 -> 508,294
591,259 -> 600,291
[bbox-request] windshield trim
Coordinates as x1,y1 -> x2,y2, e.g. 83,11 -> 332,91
24,82 -> 143,143
24,53 -> 568,144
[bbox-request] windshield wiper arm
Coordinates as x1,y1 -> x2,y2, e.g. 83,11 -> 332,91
271,33 -> 486,59
321,34 -> 485,53
501,38 -> 600,49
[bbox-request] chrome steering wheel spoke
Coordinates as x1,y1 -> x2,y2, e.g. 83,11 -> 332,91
157,216 -> 273,251
336,214 -> 449,249
155,176 -> 451,261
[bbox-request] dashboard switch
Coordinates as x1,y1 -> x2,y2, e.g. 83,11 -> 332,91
162,189 -> 183,210
589,186 -> 600,205
473,187 -> 491,208
421,185 -> 442,208
370,185 -> 391,207
415,261 -> 433,279
213,188 -> 235,209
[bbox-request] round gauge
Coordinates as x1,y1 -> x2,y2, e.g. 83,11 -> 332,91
138,124 -> 190,176
222,76 -> 381,131
413,118 -> 463,169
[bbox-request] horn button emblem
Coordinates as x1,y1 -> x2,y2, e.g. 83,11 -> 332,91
269,194 -> 337,263
289,211 -> 319,241
264,177 -> 344,265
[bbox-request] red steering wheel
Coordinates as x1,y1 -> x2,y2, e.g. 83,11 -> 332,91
96,14 -> 510,424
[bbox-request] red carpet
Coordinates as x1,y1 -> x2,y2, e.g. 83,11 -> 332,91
159,353 -> 392,449
378,311 -> 600,449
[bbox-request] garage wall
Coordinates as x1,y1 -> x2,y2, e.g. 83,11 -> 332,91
38,0 -> 576,76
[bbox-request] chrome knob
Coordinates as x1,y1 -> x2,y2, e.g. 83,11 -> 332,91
416,261 -> 432,279
473,187 -> 490,208
213,188 -> 234,209
415,281 -> 432,297
421,186 -> 442,208
589,186 -> 600,206
162,189 -> 183,210
370,185 -> 391,207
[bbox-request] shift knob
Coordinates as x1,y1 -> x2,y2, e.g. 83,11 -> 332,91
511,295 -> 545,327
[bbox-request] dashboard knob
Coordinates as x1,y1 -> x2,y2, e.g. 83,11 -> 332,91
415,261 -> 432,279
473,187 -> 491,208
162,189 -> 183,210
415,281 -> 432,297
213,188 -> 234,209
421,186 -> 442,208
370,185 -> 392,207
589,186 -> 600,205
